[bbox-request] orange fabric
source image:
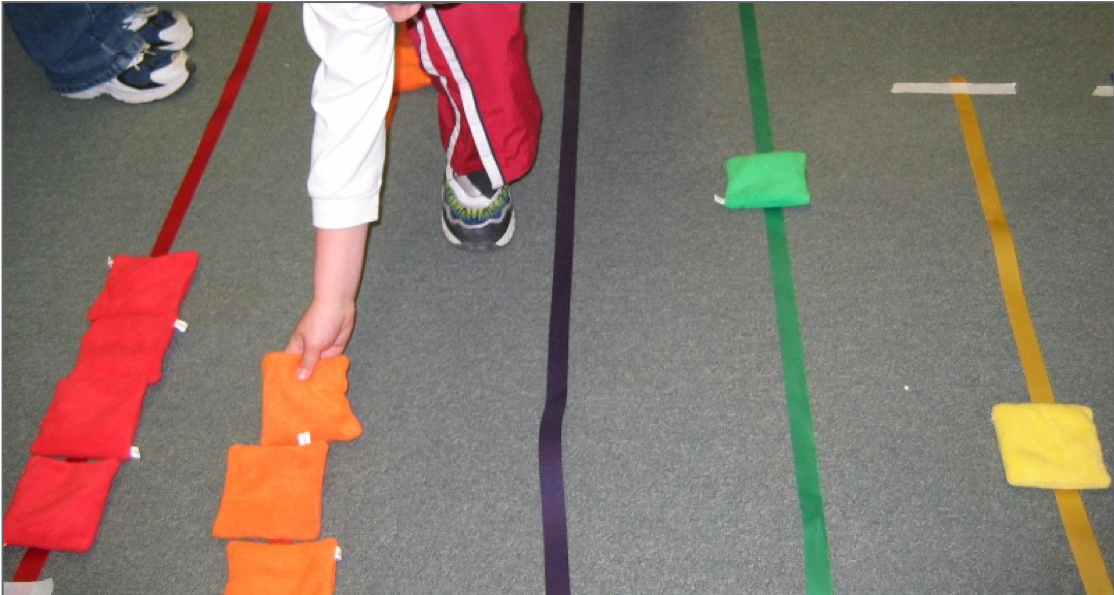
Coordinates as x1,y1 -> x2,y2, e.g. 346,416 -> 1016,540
395,22 -> 432,94
260,353 -> 362,446
212,443 -> 329,541
225,538 -> 338,595
387,22 -> 433,129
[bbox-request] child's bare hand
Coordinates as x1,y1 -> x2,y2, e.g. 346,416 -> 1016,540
286,298 -> 356,381
378,3 -> 423,22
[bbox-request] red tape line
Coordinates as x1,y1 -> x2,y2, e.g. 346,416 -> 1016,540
9,4 -> 273,583
12,548 -> 50,583
151,3 -> 273,257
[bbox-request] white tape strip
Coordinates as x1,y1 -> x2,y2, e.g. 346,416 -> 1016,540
1093,85 -> 1113,97
891,82 -> 1017,95
2,578 -> 55,595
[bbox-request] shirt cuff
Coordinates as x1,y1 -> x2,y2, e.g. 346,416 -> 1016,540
311,193 -> 379,229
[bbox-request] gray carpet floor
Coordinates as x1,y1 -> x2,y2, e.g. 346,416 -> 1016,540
3,3 -> 1112,593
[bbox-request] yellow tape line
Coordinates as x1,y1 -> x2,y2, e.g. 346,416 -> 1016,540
950,75 -> 1113,595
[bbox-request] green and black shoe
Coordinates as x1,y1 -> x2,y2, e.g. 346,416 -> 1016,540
441,173 -> 515,249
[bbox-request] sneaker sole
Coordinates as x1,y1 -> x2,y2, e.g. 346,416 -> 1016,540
442,209 -> 516,250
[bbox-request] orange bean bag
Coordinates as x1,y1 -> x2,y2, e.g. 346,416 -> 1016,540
260,353 -> 362,446
212,442 -> 329,541
224,538 -> 339,595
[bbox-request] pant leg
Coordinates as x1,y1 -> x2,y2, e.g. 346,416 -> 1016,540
409,3 -> 542,188
3,3 -> 146,94
303,3 -> 396,229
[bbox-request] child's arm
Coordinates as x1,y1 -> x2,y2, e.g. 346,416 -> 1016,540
291,3 -> 400,380
381,3 -> 422,22
286,223 -> 369,380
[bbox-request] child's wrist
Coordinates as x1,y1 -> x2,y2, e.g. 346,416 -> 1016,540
310,293 -> 356,310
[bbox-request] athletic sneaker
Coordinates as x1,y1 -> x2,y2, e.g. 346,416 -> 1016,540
61,47 -> 193,104
441,173 -> 516,249
123,6 -> 194,51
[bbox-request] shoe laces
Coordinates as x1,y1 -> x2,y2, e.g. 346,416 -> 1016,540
122,5 -> 159,31
122,45 -> 179,78
123,45 -> 155,71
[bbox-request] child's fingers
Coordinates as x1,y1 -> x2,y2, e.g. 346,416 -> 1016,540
296,347 -> 321,381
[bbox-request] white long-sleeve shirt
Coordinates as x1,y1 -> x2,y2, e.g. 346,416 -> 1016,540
303,3 -> 395,229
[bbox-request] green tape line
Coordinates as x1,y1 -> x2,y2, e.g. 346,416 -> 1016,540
739,3 -> 773,153
738,4 -> 834,593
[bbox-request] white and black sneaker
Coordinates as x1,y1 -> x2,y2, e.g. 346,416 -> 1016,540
61,46 -> 192,104
123,6 -> 194,51
441,172 -> 516,249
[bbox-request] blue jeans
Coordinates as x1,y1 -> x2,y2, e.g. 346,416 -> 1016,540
4,3 -> 146,94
